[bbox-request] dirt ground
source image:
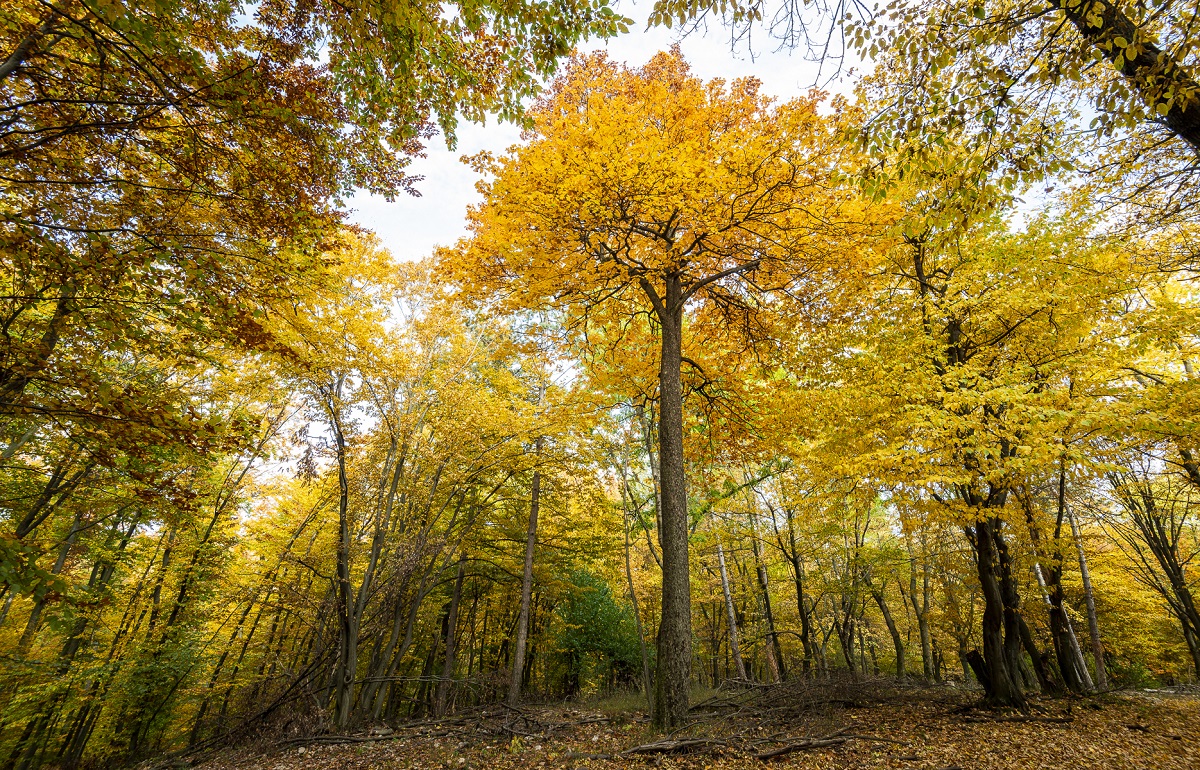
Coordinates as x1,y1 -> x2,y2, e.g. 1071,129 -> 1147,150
187,681 -> 1200,770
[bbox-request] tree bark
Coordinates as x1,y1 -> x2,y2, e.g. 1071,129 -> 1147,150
907,536 -> 934,680
330,398 -> 358,730
507,437 -> 543,705
1034,562 -> 1091,691
1055,0 -> 1200,151
647,274 -> 692,729
967,515 -> 1026,707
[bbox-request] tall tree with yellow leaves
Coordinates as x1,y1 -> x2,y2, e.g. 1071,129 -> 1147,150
444,48 -> 878,726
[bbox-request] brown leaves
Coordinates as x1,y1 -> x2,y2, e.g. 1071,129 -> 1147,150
192,687 -> 1200,770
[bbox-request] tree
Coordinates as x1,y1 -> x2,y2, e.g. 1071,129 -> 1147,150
1105,451 -> 1200,675
0,0 -> 627,420
649,0 -> 1200,159
445,49 -> 874,727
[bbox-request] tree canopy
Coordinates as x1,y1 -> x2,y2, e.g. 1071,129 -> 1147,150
3,2 -> 1200,767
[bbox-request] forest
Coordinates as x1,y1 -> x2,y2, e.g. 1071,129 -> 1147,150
2,0 -> 1200,768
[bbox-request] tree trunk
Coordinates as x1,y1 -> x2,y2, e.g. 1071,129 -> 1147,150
716,543 -> 747,681
327,390 -> 358,730
1015,610 -> 1057,693
435,556 -> 466,717
906,537 -> 934,680
507,437 -> 543,705
620,470 -> 653,711
968,516 -> 1026,707
1022,477 -> 1089,692
649,276 -> 691,728
1035,562 -> 1090,691
871,585 -> 905,678
784,508 -> 813,675
991,521 -> 1027,695
17,513 -> 82,654
1069,506 -> 1107,690
751,524 -> 784,682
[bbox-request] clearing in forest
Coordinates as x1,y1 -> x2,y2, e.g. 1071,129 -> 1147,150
189,681 -> 1200,770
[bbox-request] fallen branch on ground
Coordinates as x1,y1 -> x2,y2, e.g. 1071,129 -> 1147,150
622,737 -> 734,755
959,715 -> 1073,724
755,737 -> 848,760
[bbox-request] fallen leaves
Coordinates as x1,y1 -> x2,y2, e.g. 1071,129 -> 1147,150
190,684 -> 1200,770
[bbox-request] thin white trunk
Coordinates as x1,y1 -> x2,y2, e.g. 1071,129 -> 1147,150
1069,506 -> 1107,690
717,543 -> 747,681
1033,563 -> 1094,690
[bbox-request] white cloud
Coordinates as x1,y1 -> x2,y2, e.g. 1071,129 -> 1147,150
345,2 -> 859,262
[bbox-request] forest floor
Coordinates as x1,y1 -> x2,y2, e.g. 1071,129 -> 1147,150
185,679 -> 1200,770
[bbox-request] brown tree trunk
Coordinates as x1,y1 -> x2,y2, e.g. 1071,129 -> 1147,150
328,393 -> 358,730
1055,0 -> 1200,150
648,275 -> 692,728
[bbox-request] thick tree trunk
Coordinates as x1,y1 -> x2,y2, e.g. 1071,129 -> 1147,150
1069,507 -> 1107,690
716,543 -> 747,681
650,277 -> 691,729
968,516 -> 1026,707
507,438 -> 543,705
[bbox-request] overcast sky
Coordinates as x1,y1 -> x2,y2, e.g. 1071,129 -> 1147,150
346,2 -> 860,262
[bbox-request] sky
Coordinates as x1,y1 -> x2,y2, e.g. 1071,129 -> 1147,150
345,2 -> 861,263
